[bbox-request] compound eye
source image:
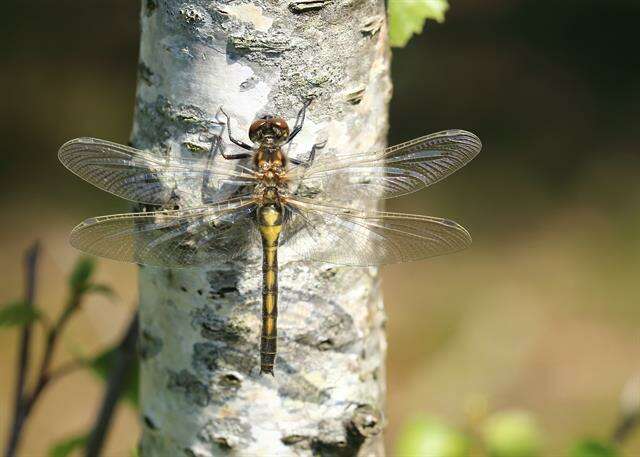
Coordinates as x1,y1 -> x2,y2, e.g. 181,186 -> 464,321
272,118 -> 290,136
249,119 -> 267,142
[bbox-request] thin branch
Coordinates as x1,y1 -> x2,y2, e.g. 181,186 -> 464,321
612,415 -> 640,446
85,313 -> 139,457
612,373 -> 640,446
4,251 -> 94,457
48,358 -> 87,382
4,241 -> 41,457
35,290 -> 83,390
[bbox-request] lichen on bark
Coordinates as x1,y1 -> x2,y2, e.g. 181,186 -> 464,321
134,0 -> 391,455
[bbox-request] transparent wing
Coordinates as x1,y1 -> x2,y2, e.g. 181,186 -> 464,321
289,130 -> 481,201
280,197 -> 471,266
59,137 -> 257,205
70,198 -> 259,268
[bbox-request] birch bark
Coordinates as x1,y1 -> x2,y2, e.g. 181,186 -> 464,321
133,1 -> 391,455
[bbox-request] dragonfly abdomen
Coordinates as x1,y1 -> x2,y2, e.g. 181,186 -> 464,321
257,203 -> 283,375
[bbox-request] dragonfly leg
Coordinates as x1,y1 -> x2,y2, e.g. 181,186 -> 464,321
210,134 -> 252,160
284,98 -> 312,145
290,138 -> 326,167
219,107 -> 254,152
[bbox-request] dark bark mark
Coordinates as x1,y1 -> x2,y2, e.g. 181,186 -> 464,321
282,405 -> 383,456
139,329 -> 163,360
240,76 -> 258,91
134,95 -> 221,151
192,342 -> 255,376
350,405 -> 384,439
191,307 -> 250,341
218,372 -> 243,388
346,87 -> 366,105
276,361 -> 331,404
288,0 -> 332,13
178,5 -> 207,24
143,415 -> 158,430
138,62 -> 159,86
293,305 -> 357,352
144,0 -> 157,16
207,269 -> 240,299
167,369 -> 210,407
227,34 -> 291,60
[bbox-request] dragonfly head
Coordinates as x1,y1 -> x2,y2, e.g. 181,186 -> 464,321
249,115 -> 290,145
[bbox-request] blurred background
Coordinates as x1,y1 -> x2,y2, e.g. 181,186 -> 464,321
1,0 -> 640,455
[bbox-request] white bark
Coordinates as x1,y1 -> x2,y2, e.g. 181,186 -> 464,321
133,1 -> 391,455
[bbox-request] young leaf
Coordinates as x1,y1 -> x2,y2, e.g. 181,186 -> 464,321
570,440 -> 619,457
69,257 -> 96,292
48,433 -> 87,457
396,415 -> 470,457
483,410 -> 542,457
388,0 -> 449,48
0,301 -> 40,328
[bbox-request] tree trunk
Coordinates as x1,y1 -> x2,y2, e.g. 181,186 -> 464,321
133,1 -> 391,455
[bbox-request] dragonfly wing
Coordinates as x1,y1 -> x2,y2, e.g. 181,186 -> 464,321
290,130 -> 481,201
58,137 -> 257,205
280,197 -> 471,266
70,198 -> 259,268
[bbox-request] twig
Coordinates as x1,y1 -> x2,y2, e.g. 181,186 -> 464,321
611,373 -> 640,446
48,358 -> 87,382
4,249 -> 93,457
85,313 -> 139,457
4,241 -> 40,457
612,415 -> 640,446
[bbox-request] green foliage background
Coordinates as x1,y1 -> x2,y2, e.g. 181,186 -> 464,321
389,0 -> 449,47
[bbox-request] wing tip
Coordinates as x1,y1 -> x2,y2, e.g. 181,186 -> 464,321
57,137 -> 101,168
448,130 -> 482,156
426,129 -> 482,158
58,136 -> 97,151
440,218 -> 472,243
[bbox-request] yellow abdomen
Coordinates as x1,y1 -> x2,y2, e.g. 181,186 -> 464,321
257,203 -> 282,375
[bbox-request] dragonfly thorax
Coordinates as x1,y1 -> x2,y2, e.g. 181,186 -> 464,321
255,145 -> 287,168
260,187 -> 282,205
255,146 -> 287,191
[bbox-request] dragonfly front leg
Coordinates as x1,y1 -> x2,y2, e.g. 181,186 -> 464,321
219,107 -> 255,154
290,139 -> 326,167
214,140 -> 252,161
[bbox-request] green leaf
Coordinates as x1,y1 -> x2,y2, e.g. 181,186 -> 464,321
570,439 -> 619,457
69,257 -> 96,292
48,433 -> 87,457
483,410 -> 542,457
0,301 -> 40,328
388,0 -> 449,48
396,415 -> 470,457
90,347 -> 139,407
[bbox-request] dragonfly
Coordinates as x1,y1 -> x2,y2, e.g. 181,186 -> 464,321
58,101 -> 481,375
